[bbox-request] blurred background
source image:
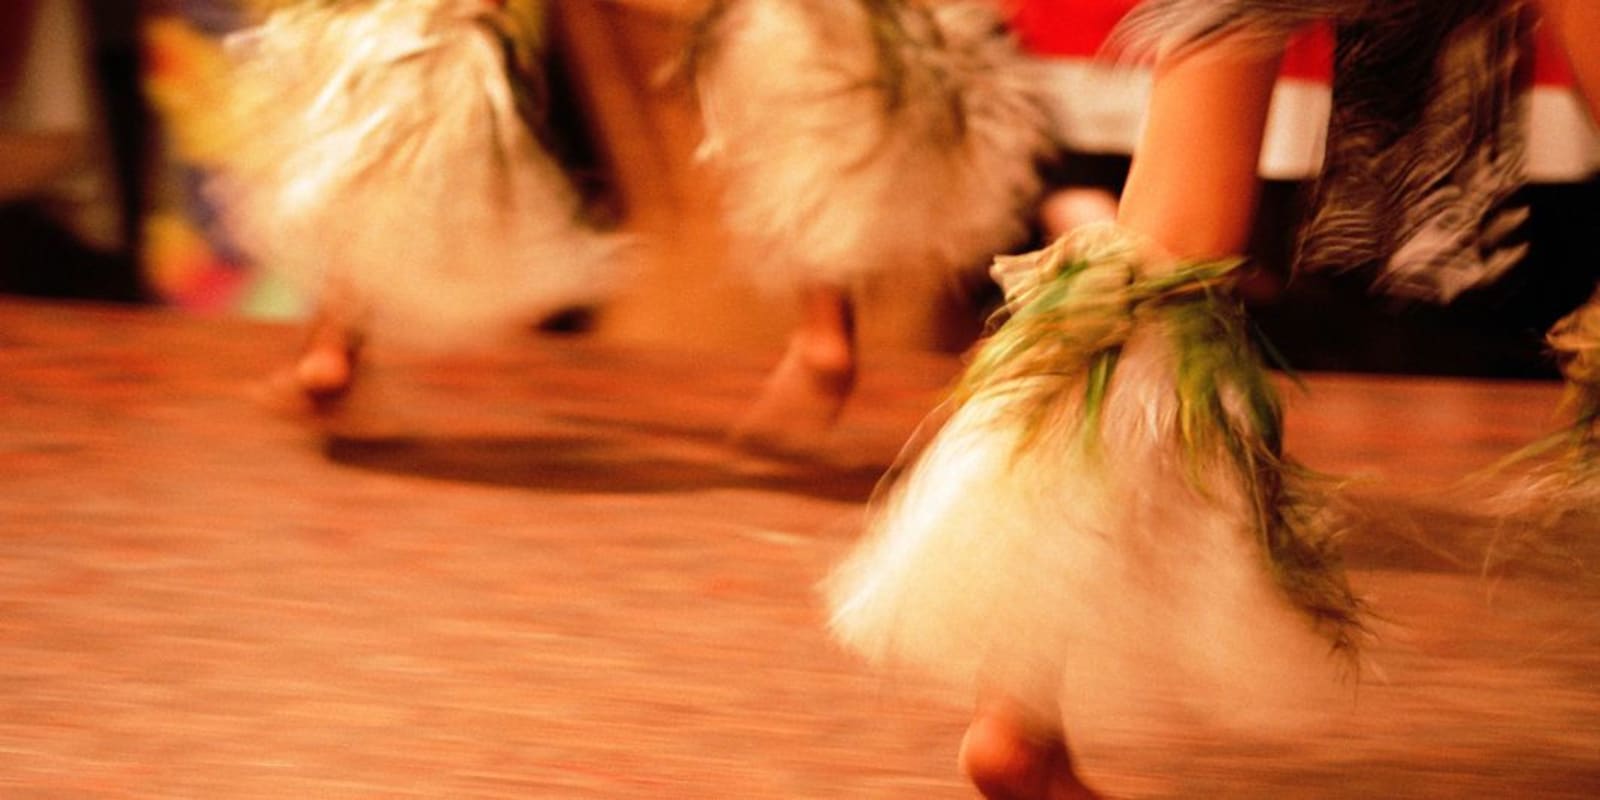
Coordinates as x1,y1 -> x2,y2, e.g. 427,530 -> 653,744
4,0 -> 1598,378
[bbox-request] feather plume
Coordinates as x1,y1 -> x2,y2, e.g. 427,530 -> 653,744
827,224 -> 1363,740
689,0 -> 1054,293
207,0 -> 623,347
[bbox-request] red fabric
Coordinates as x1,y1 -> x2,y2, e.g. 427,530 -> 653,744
1532,22 -> 1575,87
1003,0 -> 1137,58
1004,1 -> 1575,86
1278,24 -> 1332,81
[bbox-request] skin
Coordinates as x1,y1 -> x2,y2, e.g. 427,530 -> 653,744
729,283 -> 859,453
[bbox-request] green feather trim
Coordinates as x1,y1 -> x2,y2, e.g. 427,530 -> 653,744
956,225 -> 1364,656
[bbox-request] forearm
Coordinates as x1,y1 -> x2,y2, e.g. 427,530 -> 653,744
1116,39 -> 1286,267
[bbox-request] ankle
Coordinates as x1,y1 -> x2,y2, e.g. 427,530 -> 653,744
961,713 -> 1049,798
785,331 -> 856,386
961,711 -> 1100,800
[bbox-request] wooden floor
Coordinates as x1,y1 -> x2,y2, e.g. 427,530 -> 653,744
1,298 -> 1596,798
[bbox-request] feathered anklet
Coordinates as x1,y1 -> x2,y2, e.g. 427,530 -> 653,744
827,224 -> 1362,739
970,225 -> 1364,645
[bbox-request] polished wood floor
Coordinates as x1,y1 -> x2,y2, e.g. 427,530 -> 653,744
1,298 -> 1595,798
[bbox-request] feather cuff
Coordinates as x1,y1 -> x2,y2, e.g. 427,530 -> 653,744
826,224 -> 1363,739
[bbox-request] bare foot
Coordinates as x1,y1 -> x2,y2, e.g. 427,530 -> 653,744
730,332 -> 857,455
960,710 -> 1102,800
257,315 -> 362,414
297,315 -> 361,398
730,284 -> 857,455
1039,188 -> 1119,239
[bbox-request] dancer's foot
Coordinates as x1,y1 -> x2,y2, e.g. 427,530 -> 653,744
1039,187 -> 1119,239
258,315 -> 362,414
296,315 -> 361,399
731,284 -> 857,455
960,710 -> 1102,800
730,331 -> 857,455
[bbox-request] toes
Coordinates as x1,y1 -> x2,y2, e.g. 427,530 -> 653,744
960,714 -> 1050,800
960,713 -> 1102,800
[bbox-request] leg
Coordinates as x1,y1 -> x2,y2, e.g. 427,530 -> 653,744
955,36 -> 1285,799
1119,38 -> 1285,263
959,39 -> 1283,800
960,701 -> 1102,800
1038,186 -> 1119,240
730,282 -> 857,453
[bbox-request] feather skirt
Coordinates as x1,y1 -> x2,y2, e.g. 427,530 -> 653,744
689,0 -> 1054,293
826,225 -> 1362,741
207,0 -> 621,346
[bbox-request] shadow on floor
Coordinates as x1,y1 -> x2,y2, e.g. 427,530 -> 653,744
322,421 -> 890,504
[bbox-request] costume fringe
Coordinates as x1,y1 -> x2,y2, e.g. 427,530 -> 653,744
827,224 -> 1362,740
206,0 -> 621,347
687,0 -> 1053,293
1549,288 -> 1600,460
1482,287 -> 1600,574
1115,0 -> 1531,304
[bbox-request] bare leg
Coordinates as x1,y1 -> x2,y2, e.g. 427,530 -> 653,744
1119,40 -> 1284,263
956,35 -> 1285,800
960,702 -> 1102,800
1039,187 -> 1119,240
730,283 -> 857,453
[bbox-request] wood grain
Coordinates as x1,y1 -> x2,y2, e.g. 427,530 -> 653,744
0,298 -> 1594,798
